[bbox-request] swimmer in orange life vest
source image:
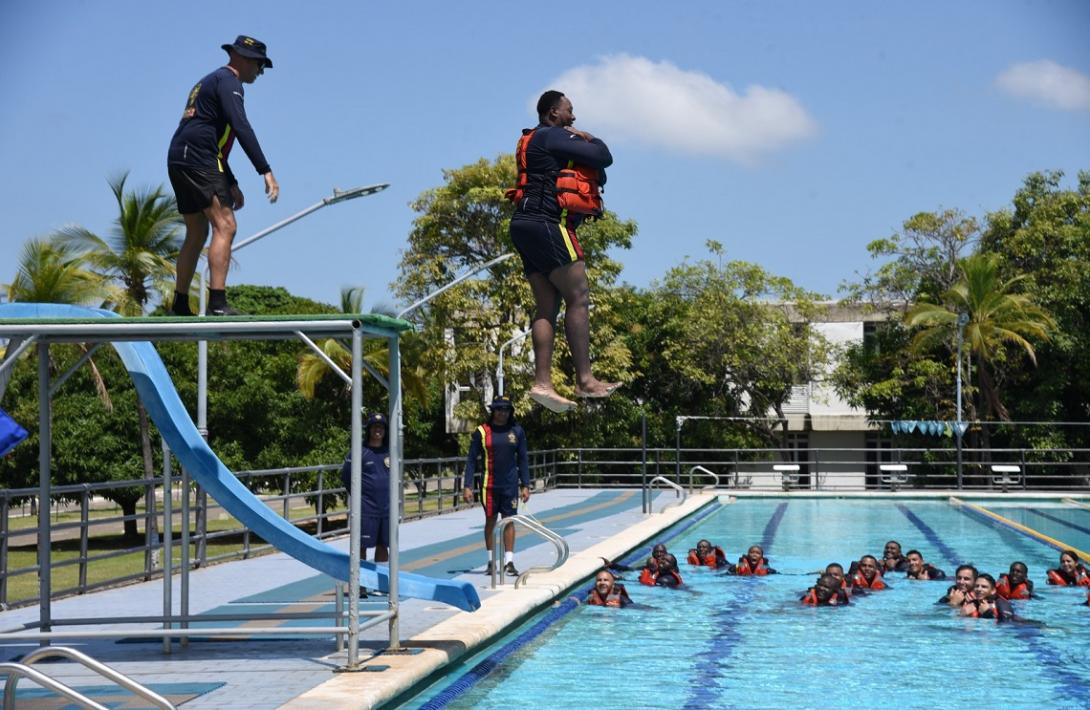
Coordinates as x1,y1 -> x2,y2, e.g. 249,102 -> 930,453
801,573 -> 850,606
961,573 -> 1014,622
729,545 -> 777,576
821,563 -> 853,595
849,555 -> 888,591
585,569 -> 632,607
904,550 -> 947,580
599,542 -> 668,575
996,561 -> 1036,600
639,553 -> 684,588
881,540 -> 909,573
1046,549 -> 1090,587
687,539 -> 728,569
938,564 -> 978,606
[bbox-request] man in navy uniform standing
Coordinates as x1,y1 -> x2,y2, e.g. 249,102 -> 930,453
462,396 -> 530,576
167,35 -> 280,316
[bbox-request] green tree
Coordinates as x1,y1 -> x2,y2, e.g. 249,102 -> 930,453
906,253 -> 1055,422
4,238 -> 107,306
51,173 -> 183,537
978,170 -> 1090,447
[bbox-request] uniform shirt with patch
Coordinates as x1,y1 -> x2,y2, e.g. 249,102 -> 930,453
463,422 -> 529,492
340,445 -> 390,515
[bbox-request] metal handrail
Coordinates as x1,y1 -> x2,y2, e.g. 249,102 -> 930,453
647,475 -> 687,514
0,662 -> 107,710
491,515 -> 569,590
5,646 -> 175,710
687,465 -> 720,490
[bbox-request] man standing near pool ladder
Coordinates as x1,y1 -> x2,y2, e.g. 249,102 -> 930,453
462,396 -> 530,577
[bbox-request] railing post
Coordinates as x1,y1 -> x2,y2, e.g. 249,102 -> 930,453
577,450 -> 583,489
283,473 -> 291,520
815,450 -> 821,491
197,488 -> 207,567
144,480 -> 155,580
316,471 -> 325,538
1020,449 -> 1027,490
0,496 -> 8,607
79,485 -> 90,593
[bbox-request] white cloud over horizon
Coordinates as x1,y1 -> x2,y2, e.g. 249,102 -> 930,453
995,59 -> 1090,111
544,55 -> 817,163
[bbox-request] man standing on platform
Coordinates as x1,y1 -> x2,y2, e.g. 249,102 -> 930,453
167,35 -> 280,316
462,396 -> 530,576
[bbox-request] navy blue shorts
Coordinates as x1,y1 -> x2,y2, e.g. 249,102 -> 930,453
510,218 -> 584,276
360,514 -> 390,549
482,487 -> 519,518
168,164 -> 234,214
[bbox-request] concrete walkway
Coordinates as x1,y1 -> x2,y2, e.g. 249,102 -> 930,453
0,488 -> 717,709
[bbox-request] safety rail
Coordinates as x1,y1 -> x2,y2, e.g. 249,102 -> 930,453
687,465 -> 720,491
491,515 -> 569,590
3,645 -> 174,710
647,476 -> 687,514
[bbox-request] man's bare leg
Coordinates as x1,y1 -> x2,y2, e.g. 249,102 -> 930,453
172,212 -> 210,314
525,272 -> 576,411
548,261 -> 620,397
204,195 -> 238,290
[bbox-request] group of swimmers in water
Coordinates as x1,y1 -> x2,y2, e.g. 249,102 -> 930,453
584,538 -> 1090,622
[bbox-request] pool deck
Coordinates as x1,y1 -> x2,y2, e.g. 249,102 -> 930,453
0,488 -> 719,709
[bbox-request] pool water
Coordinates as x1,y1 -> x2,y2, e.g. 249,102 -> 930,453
403,499 -> 1090,710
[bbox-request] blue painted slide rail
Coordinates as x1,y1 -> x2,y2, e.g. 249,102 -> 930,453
0,303 -> 480,612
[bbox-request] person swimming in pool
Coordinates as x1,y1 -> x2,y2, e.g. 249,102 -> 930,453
585,569 -> 632,607
996,561 -> 1035,600
905,550 -> 946,580
728,545 -> 777,576
939,564 -> 978,606
801,573 -> 850,606
850,555 -> 888,591
1046,549 -> 1090,587
640,553 -> 684,587
687,539 -> 729,569
823,563 -> 851,592
599,542 -> 668,575
881,540 -> 909,573
961,573 -> 1014,622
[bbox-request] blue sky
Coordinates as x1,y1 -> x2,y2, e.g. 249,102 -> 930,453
1,1 -> 1088,310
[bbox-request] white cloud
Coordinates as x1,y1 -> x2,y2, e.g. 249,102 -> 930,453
995,60 -> 1090,111
544,55 -> 817,163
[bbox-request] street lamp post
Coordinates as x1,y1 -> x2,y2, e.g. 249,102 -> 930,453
955,311 -> 969,489
496,328 -> 532,397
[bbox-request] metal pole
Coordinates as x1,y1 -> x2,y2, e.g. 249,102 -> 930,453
397,253 -> 514,320
161,438 -> 172,654
641,408 -> 648,514
956,312 -> 968,490
346,327 -> 362,669
387,334 -> 402,651
180,463 -> 190,648
37,343 -> 51,634
496,328 -> 531,399
675,418 -> 682,488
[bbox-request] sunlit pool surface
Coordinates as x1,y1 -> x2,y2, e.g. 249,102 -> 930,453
403,499 -> 1090,709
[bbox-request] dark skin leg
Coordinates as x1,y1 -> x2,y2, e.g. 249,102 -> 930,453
527,262 -> 618,396
483,514 -> 516,555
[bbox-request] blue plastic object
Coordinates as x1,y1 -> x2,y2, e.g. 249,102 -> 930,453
0,406 -> 28,457
0,303 -> 480,612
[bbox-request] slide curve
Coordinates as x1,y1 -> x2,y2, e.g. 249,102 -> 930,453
0,303 -> 481,612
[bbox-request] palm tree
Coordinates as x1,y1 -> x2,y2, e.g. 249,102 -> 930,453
296,287 -> 427,403
53,172 -> 183,539
2,238 -> 113,409
906,253 -> 1055,421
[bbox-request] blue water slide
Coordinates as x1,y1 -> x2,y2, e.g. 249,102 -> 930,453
0,303 -> 481,612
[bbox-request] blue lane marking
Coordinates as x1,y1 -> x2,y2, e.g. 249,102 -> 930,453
901,504 -> 1087,700
417,499 -> 721,708
896,504 -> 960,567
682,502 -> 789,710
1027,508 -> 1090,538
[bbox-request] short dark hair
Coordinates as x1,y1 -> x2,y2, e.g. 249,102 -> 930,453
826,563 -> 844,573
976,573 -> 996,588
537,90 -> 565,120
1010,561 -> 1028,573
955,564 -> 978,577
906,549 -> 922,559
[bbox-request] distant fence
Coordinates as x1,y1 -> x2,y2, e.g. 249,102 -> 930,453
1,446 -> 1087,608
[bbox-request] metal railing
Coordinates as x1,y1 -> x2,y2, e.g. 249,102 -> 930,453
490,515 -> 569,590
687,465 -> 720,490
3,645 -> 174,710
647,476 -> 687,513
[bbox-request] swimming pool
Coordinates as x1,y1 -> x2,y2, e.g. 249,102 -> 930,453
402,498 -> 1090,709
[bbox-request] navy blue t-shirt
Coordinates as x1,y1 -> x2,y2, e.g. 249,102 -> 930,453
340,446 -> 390,516
463,422 -> 529,492
167,66 -> 270,183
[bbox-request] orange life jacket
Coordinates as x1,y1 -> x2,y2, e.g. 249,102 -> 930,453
962,598 -> 1001,623
801,588 -> 846,606
735,557 -> 771,576
505,129 -> 603,216
995,574 -> 1032,600
640,566 -> 683,587
586,583 -> 629,607
1046,565 -> 1090,587
687,546 -> 727,569
852,569 -> 887,591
